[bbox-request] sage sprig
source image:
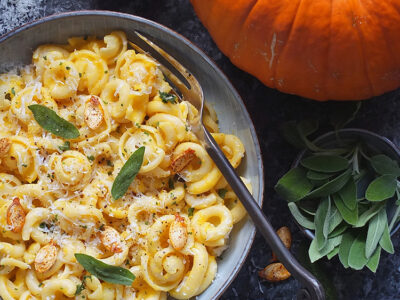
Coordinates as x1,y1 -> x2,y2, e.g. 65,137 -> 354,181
28,104 -> 80,139
74,254 -> 135,286
276,120 -> 400,272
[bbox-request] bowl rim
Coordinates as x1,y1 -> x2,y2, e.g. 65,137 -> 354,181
0,10 -> 265,299
291,128 -> 400,240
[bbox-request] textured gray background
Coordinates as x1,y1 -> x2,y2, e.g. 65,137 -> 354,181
2,1 -> 400,299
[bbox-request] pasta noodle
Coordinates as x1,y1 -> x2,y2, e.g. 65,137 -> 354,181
0,32 -> 251,299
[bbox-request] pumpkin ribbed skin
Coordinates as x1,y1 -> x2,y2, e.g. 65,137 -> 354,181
191,0 -> 400,101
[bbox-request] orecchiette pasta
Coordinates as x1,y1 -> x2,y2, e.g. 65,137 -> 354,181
0,32 -> 252,300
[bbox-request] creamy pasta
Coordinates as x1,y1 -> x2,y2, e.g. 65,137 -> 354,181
0,31 -> 251,300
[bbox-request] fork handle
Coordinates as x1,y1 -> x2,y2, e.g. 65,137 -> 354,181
202,128 -> 325,300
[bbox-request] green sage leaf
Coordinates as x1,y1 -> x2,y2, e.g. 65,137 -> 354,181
370,154 -> 400,176
339,231 -> 356,268
379,222 -> 394,254
328,206 -> 343,234
74,254 -> 135,285
298,199 -> 318,216
111,147 -> 145,200
288,202 -> 315,230
275,167 -> 313,202
365,175 -> 397,202
329,222 -> 348,238
28,105 -> 80,139
306,170 -> 335,181
298,241 -> 338,300
301,155 -> 349,173
309,235 -> 342,263
159,91 -> 177,104
333,193 -> 358,225
327,247 -> 340,260
354,203 -> 385,228
304,169 -> 351,199
365,208 -> 387,258
281,120 -> 318,149
330,102 -> 361,131
338,178 -> 357,210
366,246 -> 381,273
348,230 -> 368,270
315,197 -> 331,250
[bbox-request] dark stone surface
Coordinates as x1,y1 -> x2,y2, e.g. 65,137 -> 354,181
2,1 -> 400,299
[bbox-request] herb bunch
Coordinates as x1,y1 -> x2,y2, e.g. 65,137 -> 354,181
275,118 -> 400,272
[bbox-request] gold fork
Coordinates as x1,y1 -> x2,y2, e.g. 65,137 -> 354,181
129,32 -> 325,300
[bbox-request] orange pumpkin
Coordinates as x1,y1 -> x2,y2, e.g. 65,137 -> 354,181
191,0 -> 400,101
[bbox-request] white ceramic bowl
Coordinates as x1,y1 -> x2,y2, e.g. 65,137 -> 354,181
0,11 -> 264,299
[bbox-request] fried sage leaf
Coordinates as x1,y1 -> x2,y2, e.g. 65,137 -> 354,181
365,175 -> 397,202
365,208 -> 387,259
301,155 -> 349,173
75,254 -> 135,285
111,147 -> 145,200
28,104 -> 79,139
275,167 -> 313,202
